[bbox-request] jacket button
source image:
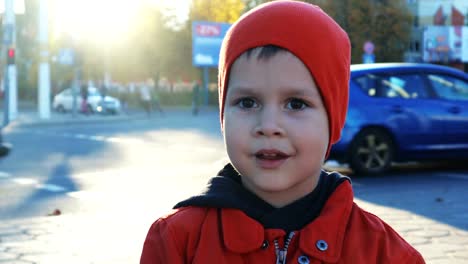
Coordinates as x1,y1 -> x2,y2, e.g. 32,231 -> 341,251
316,240 -> 328,251
261,240 -> 269,249
298,255 -> 310,264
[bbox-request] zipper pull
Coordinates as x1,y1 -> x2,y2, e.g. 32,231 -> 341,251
276,250 -> 286,264
274,231 -> 295,264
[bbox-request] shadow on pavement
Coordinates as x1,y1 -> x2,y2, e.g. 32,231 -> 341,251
338,161 -> 468,231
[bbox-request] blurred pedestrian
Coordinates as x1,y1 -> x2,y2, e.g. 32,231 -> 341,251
98,81 -> 107,113
140,1 -> 424,263
192,80 -> 201,115
118,86 -> 130,115
148,78 -> 164,116
80,84 -> 90,115
139,81 -> 152,116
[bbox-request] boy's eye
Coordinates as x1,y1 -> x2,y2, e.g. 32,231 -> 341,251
237,98 -> 257,108
287,98 -> 308,110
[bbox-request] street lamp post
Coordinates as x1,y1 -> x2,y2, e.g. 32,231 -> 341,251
38,0 -> 51,119
2,0 -> 18,126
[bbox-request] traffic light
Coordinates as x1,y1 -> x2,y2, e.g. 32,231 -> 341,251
7,48 -> 15,65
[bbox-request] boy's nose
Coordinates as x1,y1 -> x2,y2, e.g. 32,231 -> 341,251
253,107 -> 285,137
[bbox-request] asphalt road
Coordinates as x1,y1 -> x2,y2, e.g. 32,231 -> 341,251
0,109 -> 467,263
0,110 -> 225,220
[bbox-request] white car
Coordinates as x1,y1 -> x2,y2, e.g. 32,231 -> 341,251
53,87 -> 121,114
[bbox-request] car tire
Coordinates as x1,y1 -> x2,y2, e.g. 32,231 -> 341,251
87,104 -> 94,114
349,128 -> 394,175
0,142 -> 11,157
56,105 -> 66,113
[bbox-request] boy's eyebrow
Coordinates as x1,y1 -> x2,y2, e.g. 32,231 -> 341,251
280,86 -> 321,97
227,86 -> 256,95
228,85 -> 321,97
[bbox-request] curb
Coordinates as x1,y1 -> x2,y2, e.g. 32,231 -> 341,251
2,106 -> 218,129
6,114 -> 149,129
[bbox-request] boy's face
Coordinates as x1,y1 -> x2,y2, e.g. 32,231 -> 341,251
223,50 -> 329,207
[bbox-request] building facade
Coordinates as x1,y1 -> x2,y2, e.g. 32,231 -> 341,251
405,0 -> 468,71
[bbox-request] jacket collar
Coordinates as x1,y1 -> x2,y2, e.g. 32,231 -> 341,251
220,181 -> 354,262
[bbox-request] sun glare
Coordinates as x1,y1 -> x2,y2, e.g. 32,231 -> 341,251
52,0 -> 142,43
149,0 -> 190,24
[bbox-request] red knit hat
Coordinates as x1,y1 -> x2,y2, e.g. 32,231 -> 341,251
218,0 -> 351,157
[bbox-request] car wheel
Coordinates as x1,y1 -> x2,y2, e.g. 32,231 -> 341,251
56,105 -> 66,113
87,104 -> 94,114
349,128 -> 394,175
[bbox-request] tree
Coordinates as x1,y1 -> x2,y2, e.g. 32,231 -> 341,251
15,0 -> 40,100
244,0 -> 412,63
190,0 -> 245,23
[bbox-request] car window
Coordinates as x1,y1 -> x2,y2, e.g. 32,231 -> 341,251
62,89 -> 72,96
426,74 -> 468,101
88,87 -> 101,97
354,73 -> 429,99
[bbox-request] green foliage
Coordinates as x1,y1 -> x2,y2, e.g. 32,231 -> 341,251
244,0 -> 412,63
191,0 -> 245,23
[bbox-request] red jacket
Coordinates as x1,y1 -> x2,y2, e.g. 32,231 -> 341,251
141,181 -> 425,263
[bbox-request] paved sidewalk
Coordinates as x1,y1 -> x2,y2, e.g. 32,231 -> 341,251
1,201 -> 467,263
357,199 -> 468,264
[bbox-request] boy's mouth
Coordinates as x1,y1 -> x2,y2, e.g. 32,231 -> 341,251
254,149 -> 289,169
254,149 -> 289,160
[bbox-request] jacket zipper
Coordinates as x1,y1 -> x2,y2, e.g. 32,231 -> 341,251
274,231 -> 295,264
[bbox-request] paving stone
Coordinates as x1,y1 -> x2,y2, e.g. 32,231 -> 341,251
0,234 -> 34,243
403,236 -> 430,246
411,229 -> 450,238
415,244 -> 448,259
0,252 -> 20,261
0,227 -> 22,235
428,258 -> 465,264
8,242 -> 61,255
391,223 -> 425,232
0,260 -> 34,264
0,229 -> 26,238
437,235 -> 468,244
451,251 -> 468,259
431,243 -> 466,252
21,253 -> 93,264
23,229 -> 51,236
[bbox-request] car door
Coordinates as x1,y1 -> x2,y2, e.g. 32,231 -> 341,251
424,73 -> 468,148
62,88 -> 82,111
352,70 -> 450,155
375,72 -> 448,153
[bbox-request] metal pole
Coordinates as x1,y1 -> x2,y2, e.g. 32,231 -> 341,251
3,68 -> 9,127
203,67 -> 209,105
38,0 -> 51,119
3,0 -> 17,123
72,67 -> 80,118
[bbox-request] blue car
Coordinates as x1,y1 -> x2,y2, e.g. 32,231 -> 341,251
329,63 -> 468,175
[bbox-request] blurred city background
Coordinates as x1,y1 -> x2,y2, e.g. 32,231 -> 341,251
0,0 -> 467,119
0,0 -> 468,263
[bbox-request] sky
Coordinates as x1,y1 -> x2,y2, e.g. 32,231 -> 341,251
51,0 -> 191,42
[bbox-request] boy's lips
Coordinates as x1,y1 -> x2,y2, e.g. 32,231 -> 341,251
254,149 -> 290,169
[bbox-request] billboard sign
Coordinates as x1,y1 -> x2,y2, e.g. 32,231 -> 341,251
423,26 -> 468,62
463,27 -> 468,62
192,21 -> 231,67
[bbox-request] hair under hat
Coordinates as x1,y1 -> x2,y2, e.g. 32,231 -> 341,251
218,0 -> 351,157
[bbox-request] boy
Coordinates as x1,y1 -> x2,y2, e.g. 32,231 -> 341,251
140,1 -> 425,263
